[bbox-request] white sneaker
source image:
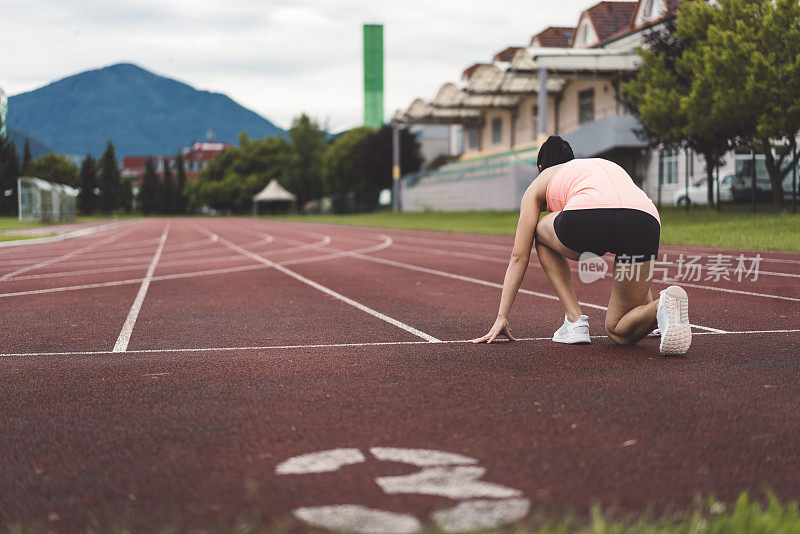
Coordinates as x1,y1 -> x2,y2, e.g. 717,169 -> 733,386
552,314 -> 591,344
656,286 -> 692,355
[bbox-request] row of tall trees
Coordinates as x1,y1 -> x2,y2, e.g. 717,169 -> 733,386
139,154 -> 188,215
186,113 -> 422,213
622,0 -> 800,207
0,117 -> 131,216
0,116 -> 19,215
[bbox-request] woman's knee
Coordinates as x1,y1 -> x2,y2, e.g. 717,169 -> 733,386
605,320 -> 636,345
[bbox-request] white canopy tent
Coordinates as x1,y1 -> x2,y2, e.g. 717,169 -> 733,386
253,179 -> 297,215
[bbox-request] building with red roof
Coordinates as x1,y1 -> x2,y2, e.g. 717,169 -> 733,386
571,1 -> 638,48
530,27 -> 576,48
122,142 -> 231,188
492,47 -> 524,63
395,0 -> 743,211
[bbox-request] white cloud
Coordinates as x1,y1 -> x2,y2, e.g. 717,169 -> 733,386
0,0 -> 600,131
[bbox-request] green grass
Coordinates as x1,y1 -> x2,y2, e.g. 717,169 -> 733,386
272,204 -> 800,252
0,214 -> 137,232
3,492 -> 799,533
0,233 -> 56,242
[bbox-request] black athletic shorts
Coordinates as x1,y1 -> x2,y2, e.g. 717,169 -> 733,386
553,208 -> 660,263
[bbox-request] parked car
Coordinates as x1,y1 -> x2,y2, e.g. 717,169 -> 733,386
733,158 -> 800,202
672,174 -> 735,206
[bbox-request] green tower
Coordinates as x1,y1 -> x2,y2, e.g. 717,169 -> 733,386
363,24 -> 384,129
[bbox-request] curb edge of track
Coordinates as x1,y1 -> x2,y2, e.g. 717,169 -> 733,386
0,218 -> 141,248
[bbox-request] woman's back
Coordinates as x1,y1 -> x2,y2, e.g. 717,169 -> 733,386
545,158 -> 659,223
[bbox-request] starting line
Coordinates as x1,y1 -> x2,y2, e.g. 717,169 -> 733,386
2,329 -> 799,358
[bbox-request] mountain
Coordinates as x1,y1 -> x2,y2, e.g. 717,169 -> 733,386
6,127 -> 51,159
7,63 -> 285,158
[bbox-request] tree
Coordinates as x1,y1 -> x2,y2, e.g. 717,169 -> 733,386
140,158 -> 159,215
681,0 -> 800,207
28,153 -> 80,188
159,158 -> 174,215
622,17 -> 733,207
97,140 -> 122,212
285,114 -> 328,208
322,125 -> 422,212
361,125 -> 422,209
120,177 -> 133,215
186,135 -> 292,213
78,154 -> 98,214
175,152 -> 187,214
0,134 -> 19,216
323,127 -> 373,198
22,138 -> 33,175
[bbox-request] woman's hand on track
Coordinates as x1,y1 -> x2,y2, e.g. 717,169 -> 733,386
470,317 -> 516,343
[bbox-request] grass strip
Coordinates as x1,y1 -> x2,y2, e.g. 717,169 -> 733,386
272,204 -> 800,252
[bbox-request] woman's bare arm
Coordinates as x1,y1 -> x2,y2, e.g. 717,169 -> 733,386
471,180 -> 544,343
496,185 -> 542,318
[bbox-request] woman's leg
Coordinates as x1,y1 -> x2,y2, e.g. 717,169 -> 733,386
535,213 -> 582,322
605,260 -> 659,345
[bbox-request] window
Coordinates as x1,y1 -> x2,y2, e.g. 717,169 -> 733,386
467,127 -> 478,149
659,148 -> 679,185
491,117 -> 503,144
576,19 -> 596,47
578,89 -> 595,124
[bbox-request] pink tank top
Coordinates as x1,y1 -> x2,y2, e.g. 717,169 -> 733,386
545,158 -> 660,224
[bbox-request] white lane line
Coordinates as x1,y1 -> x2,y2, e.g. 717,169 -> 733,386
0,227 -> 135,281
386,230 -> 800,267
112,221 -> 171,353
0,264 -> 270,298
0,235 -> 162,266
0,253 -> 252,282
0,234 -> 397,298
1,236 -> 296,282
0,236 -> 271,276
193,223 -> 440,343
651,279 -> 800,302
389,241 -> 800,304
3,329 -> 799,358
0,218 -> 140,249
280,234 -> 394,266
391,241 -> 800,281
340,249 -> 727,333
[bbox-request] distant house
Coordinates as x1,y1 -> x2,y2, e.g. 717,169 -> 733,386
122,142 -> 231,187
395,0 -> 707,212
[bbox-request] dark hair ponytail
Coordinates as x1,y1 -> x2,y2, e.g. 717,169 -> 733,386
537,135 -> 575,171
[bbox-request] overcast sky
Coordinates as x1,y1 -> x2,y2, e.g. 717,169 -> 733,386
1,0 -> 599,132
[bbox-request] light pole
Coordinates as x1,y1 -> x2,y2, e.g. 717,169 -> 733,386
684,148 -> 689,213
751,148 -> 757,213
392,123 -> 401,212
793,141 -> 797,214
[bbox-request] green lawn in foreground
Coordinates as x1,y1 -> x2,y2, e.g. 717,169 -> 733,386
273,204 -> 800,252
4,492 -> 799,533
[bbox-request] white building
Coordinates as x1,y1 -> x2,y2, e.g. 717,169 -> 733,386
395,0 -> 780,211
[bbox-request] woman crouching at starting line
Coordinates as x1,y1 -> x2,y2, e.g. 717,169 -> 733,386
471,135 -> 691,355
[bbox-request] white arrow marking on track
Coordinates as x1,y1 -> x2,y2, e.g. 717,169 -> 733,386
294,505 -> 421,534
376,466 -> 522,500
275,448 -> 365,474
370,447 -> 477,467
432,498 -> 531,533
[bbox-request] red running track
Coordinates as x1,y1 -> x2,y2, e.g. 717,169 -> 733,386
1,217 -> 798,531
